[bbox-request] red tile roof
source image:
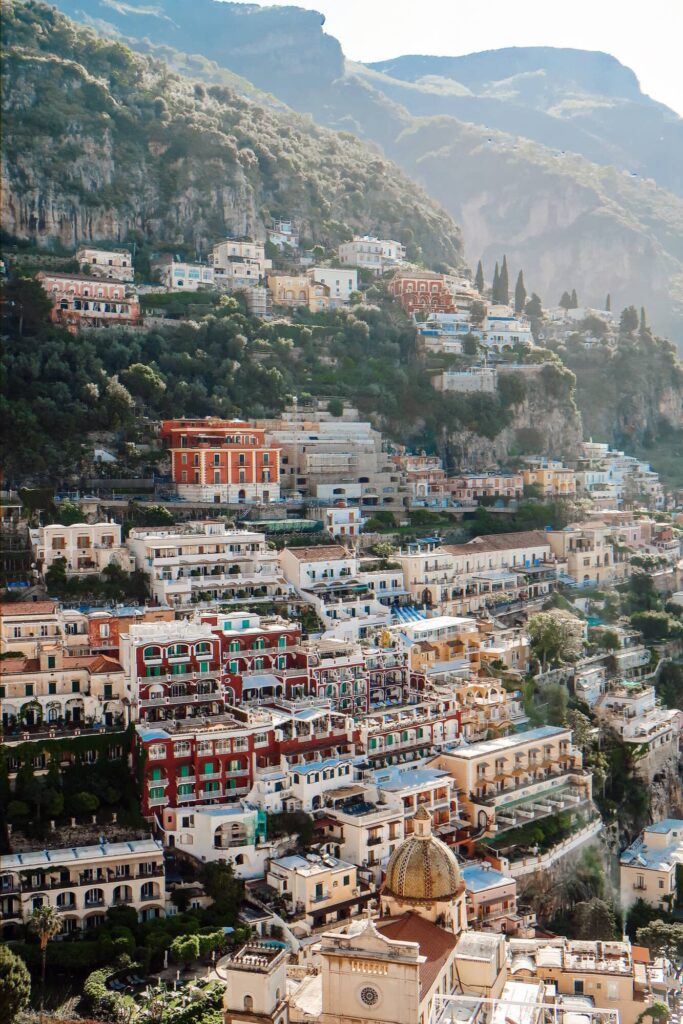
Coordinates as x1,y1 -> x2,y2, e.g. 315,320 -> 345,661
377,912 -> 458,999
284,545 -> 350,561
0,602 -> 57,617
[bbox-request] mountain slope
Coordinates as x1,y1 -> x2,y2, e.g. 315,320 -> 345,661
44,0 -> 683,343
0,1 -> 463,267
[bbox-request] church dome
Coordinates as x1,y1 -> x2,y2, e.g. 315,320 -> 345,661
384,806 -> 461,903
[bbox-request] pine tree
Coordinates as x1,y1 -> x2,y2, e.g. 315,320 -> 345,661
559,291 -> 572,310
605,293 -> 611,312
514,270 -> 526,313
570,288 -> 578,308
499,255 -> 509,305
474,260 -> 484,293
492,262 -> 500,302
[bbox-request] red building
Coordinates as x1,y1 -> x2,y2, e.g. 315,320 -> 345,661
388,271 -> 456,315
202,611 -> 307,704
36,271 -> 141,332
136,705 -> 361,818
160,419 -> 281,504
88,607 -> 175,657
120,622 -> 226,724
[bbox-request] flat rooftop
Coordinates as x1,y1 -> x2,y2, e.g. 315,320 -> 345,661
440,726 -> 567,760
0,838 -> 162,870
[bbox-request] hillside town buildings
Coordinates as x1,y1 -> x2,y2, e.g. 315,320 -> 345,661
75,246 -> 134,282
36,271 -> 141,331
160,418 -> 281,503
338,235 -> 406,274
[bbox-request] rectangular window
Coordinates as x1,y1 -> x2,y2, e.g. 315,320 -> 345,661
25,684 -> 34,697
48,682 -> 57,695
149,787 -> 165,800
47,656 -> 56,669
71,680 -> 80,693
104,684 -> 112,699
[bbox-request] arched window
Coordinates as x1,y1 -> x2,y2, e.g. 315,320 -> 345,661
143,646 -> 161,661
195,641 -> 212,655
229,640 -> 240,652
244,996 -> 253,1011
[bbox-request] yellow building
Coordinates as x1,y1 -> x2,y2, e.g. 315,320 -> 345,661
522,461 -> 576,497
267,274 -> 330,312
428,725 -> 591,837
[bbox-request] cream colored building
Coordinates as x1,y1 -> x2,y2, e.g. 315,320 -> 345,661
0,601 -> 88,658
547,523 -> 630,586
75,246 -> 134,282
0,838 -> 165,937
0,644 -> 130,735
337,236 -> 406,274
620,819 -> 683,913
508,936 -> 658,1024
31,522 -> 133,577
210,239 -> 271,288
266,853 -> 359,926
218,942 -> 288,1024
428,726 -> 591,837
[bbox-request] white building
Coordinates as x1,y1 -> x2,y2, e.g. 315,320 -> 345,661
338,236 -> 406,275
31,522 -> 134,577
155,258 -> 215,291
126,521 -> 288,608
483,312 -> 534,348
268,220 -> 299,249
307,267 -> 358,306
595,685 -> 682,782
279,545 -> 391,641
158,803 -> 282,878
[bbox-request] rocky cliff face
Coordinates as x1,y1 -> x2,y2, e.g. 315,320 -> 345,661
1,2 -> 464,268
443,370 -> 583,470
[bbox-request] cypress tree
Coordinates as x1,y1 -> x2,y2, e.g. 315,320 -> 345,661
499,255 -> 509,305
605,293 -> 611,312
559,291 -> 572,310
639,306 -> 648,337
492,262 -> 500,302
514,270 -> 526,313
474,260 -> 484,293
570,288 -> 578,308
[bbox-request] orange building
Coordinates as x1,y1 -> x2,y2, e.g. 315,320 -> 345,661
160,419 -> 281,503
36,272 -> 141,332
389,271 -> 456,315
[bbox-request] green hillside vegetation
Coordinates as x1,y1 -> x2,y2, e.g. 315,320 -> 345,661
1,279 -> 535,481
546,315 -> 683,465
1,0 -> 463,268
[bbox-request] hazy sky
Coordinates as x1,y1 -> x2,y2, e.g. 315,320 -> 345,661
250,0 -> 683,116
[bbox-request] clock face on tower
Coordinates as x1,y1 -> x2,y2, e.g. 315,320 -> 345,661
360,986 -> 379,1007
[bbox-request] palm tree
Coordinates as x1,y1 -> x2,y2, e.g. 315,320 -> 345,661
29,904 -> 62,1022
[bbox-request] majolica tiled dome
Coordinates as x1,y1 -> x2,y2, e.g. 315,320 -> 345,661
384,806 -> 461,903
